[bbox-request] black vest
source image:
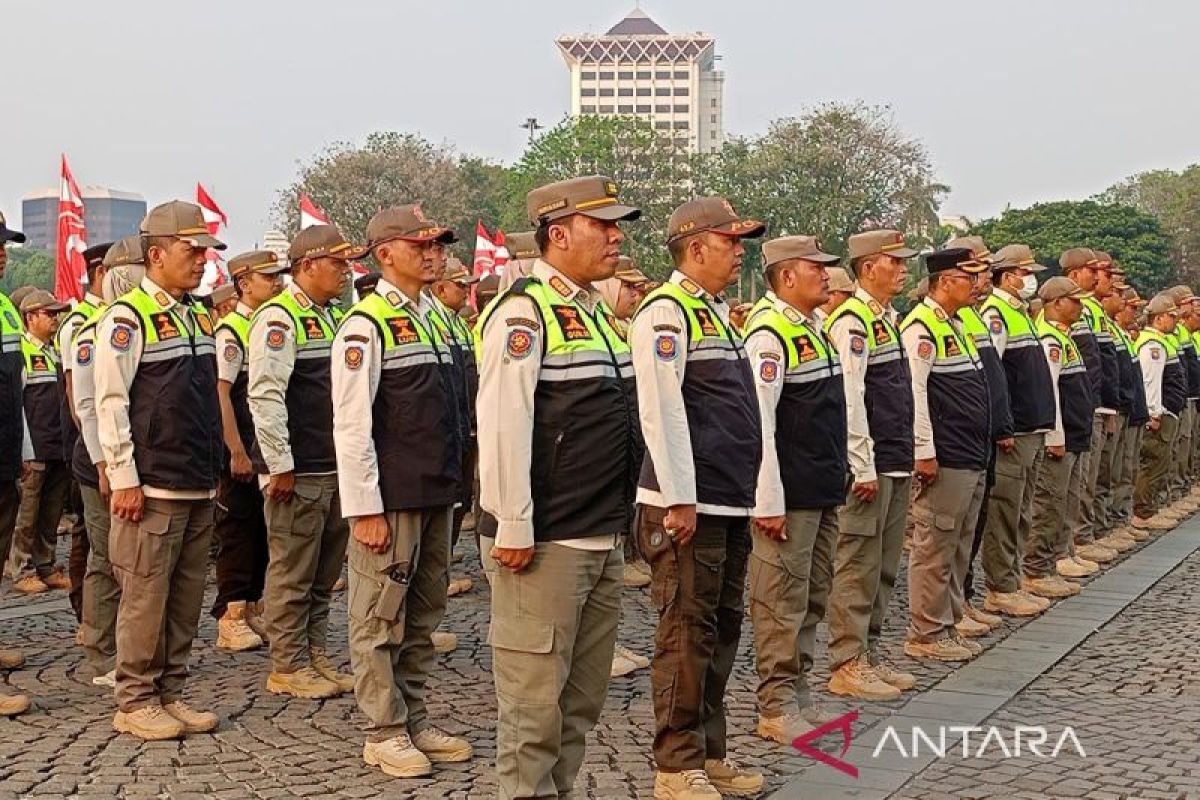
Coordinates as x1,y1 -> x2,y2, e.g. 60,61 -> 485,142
0,295 -> 24,482
981,297 -> 1056,434
22,339 -> 65,462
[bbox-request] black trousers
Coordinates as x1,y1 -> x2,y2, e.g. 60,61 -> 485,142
964,443 -> 998,602
210,469 -> 270,619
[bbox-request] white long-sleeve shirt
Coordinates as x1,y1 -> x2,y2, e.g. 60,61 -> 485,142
1040,330 -> 1067,448
826,286 -> 906,483
629,270 -> 750,517
900,298 -> 942,462
70,314 -> 104,466
1139,338 -> 1168,418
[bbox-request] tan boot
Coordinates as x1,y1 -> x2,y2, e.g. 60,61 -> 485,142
955,615 -> 991,638
447,576 -> 474,597
310,648 -> 355,693
623,561 -> 651,588
611,650 -> 637,679
704,758 -> 763,797
1133,514 -> 1177,531
956,634 -> 983,656
983,590 -> 1041,617
1023,574 -> 1079,599
1016,589 -> 1052,611
113,705 -> 185,740
827,655 -> 901,701
1056,558 -> 1091,579
756,712 -> 813,744
217,602 -> 264,652
1098,534 -> 1135,553
246,601 -> 270,642
266,666 -> 341,699
615,644 -> 649,670
0,691 -> 30,717
162,700 -> 218,733
42,569 -> 71,590
411,726 -> 473,762
1075,543 -> 1116,563
431,630 -> 458,654
363,734 -> 434,778
1124,526 -> 1150,541
0,647 -> 25,669
654,769 -> 722,800
904,636 -> 973,662
12,574 -> 48,595
1072,555 -> 1100,574
871,658 -> 916,690
966,604 -> 1002,627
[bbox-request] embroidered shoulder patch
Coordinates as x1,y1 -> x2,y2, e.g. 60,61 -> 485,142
266,328 -> 287,350
655,334 -> 678,361
344,346 -> 364,370
867,299 -> 883,315
76,342 -> 93,367
989,316 -> 1004,334
653,323 -> 682,334
759,359 -> 779,383
345,333 -> 370,344
506,328 -> 534,359
933,307 -> 948,322
386,317 -> 420,344
385,291 -> 403,307
223,343 -> 240,363
849,335 -> 866,356
1150,346 -> 1161,360
111,324 -> 134,351
917,340 -> 934,360
549,276 -> 573,298
1048,344 -> 1061,363
783,307 -> 802,324
505,317 -> 541,331
679,278 -> 702,296
266,320 -> 290,330
153,291 -> 171,308
551,306 -> 592,341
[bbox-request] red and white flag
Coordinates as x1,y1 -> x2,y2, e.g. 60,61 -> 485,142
472,221 -> 497,278
54,155 -> 88,303
493,229 -> 510,276
196,183 -> 230,291
300,193 -> 331,229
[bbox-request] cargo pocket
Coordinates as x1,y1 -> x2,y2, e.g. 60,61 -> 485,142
933,513 -> 957,537
488,616 -> 554,654
110,509 -> 172,578
638,506 -> 678,613
838,505 -> 877,538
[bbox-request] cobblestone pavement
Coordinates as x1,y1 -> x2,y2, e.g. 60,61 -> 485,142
0,520 -> 1197,799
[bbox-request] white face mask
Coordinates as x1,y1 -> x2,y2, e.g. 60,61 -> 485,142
1019,274 -> 1039,300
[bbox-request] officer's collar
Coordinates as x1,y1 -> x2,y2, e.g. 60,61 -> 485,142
670,270 -> 725,304
768,290 -> 818,327
376,277 -> 421,311
235,301 -> 254,318
83,291 -> 105,308
141,277 -> 183,311
922,296 -> 953,322
855,285 -> 894,317
534,259 -> 600,309
286,280 -> 332,313
993,287 -> 1024,310
22,329 -> 50,349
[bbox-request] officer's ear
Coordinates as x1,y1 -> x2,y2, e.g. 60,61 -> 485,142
546,220 -> 571,252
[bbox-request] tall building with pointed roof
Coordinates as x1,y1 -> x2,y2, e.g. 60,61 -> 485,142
556,7 -> 725,154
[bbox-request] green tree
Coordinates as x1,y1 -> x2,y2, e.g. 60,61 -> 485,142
1099,166 -> 1200,285
272,132 -> 507,261
0,247 -> 54,294
505,115 -> 693,279
971,200 -> 1174,291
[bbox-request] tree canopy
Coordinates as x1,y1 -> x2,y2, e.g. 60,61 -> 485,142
1099,166 -> 1200,286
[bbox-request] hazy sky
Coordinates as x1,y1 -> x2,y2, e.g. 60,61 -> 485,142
5,0 -> 1197,254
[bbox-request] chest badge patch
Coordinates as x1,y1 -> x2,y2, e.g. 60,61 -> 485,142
694,307 -> 720,337
387,316 -> 420,344
150,313 -> 180,340
196,312 -> 214,337
870,319 -> 892,345
30,354 -> 49,372
302,317 -> 326,340
794,335 -> 819,363
943,335 -> 962,357
551,305 -> 592,341
655,334 -> 678,361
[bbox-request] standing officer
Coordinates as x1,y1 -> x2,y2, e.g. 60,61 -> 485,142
1059,248 -> 1120,564
211,250 -> 287,651
816,267 -> 855,324
979,244 -> 1056,617
824,230 -> 918,701
332,205 -> 472,778
1133,294 -> 1188,529
945,236 -> 1009,636
632,196 -> 765,800
0,211 -> 31,717
12,290 -> 72,594
476,176 -> 640,800
427,255 -> 478,556
1112,289 -> 1151,539
60,242 -> 111,620
1164,285 -> 1200,510
249,224 -> 357,699
900,249 -> 991,662
1026,278 -> 1094,595
94,200 -> 225,740
73,239 -> 145,688
744,235 -> 845,745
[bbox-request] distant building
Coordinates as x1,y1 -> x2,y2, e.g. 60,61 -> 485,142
261,229 -> 290,263
557,7 -> 725,154
939,215 -> 971,234
21,186 -> 146,252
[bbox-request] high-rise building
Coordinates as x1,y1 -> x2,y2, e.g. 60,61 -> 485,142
20,186 -> 147,252
557,7 -> 725,154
